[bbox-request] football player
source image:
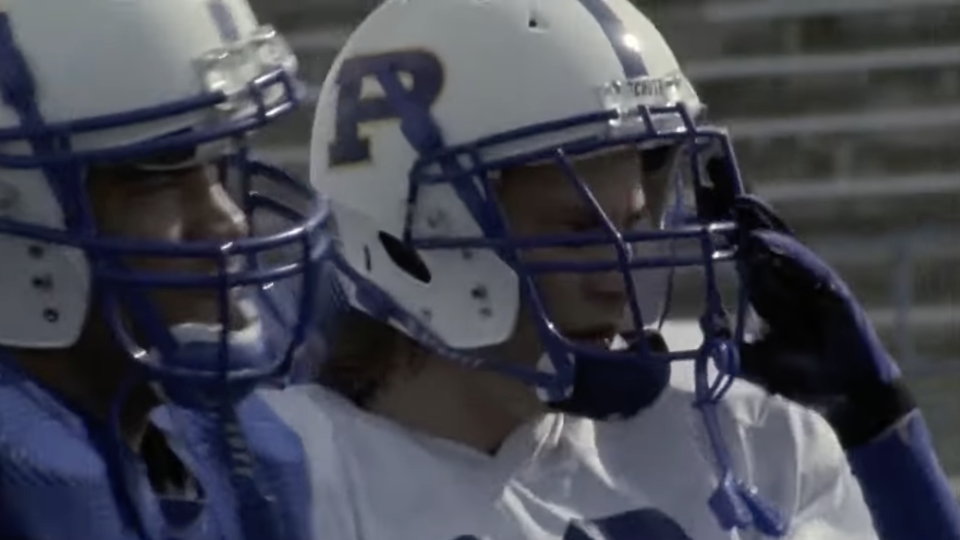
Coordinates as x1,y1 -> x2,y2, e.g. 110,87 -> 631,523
265,0 -> 958,539
0,0 -> 329,539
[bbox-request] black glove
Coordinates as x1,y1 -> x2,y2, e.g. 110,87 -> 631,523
731,194 -> 915,448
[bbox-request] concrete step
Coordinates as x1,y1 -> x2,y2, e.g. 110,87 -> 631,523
699,66 -> 960,120
665,249 -> 959,308
251,0 -> 374,31
832,248 -> 960,308
733,127 -> 960,180
659,4 -> 960,59
772,191 -> 960,237
898,312 -> 960,364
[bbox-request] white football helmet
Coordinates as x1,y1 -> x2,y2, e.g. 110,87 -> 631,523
311,0 -> 783,535
0,0 -> 329,403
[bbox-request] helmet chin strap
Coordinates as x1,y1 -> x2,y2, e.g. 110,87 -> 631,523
545,329 -> 671,421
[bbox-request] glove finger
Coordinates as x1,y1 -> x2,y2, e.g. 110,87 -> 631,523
744,230 -> 854,300
736,229 -> 854,336
739,339 -> 826,399
732,195 -> 795,236
698,156 -> 738,220
736,232 -> 815,317
739,339 -> 848,401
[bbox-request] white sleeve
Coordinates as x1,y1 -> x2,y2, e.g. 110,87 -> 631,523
259,387 -> 360,540
698,373 -> 881,540
784,406 -> 878,540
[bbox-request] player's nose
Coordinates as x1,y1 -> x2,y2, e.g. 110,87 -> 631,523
183,166 -> 249,243
584,250 -> 632,307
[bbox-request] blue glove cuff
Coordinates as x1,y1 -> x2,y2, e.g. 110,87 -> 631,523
830,378 -> 916,449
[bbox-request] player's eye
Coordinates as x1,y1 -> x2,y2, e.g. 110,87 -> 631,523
640,145 -> 672,174
625,209 -> 649,231
129,141 -> 232,172
565,216 -> 602,233
122,170 -> 185,198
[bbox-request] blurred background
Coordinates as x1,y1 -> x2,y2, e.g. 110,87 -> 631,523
245,0 -> 959,494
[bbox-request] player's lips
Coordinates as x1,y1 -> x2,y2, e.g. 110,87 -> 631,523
563,324 -> 620,345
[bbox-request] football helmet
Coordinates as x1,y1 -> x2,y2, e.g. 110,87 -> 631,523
0,0 -> 328,404
311,0 -> 782,535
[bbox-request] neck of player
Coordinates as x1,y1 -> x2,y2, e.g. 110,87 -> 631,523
368,350 -> 548,455
13,342 -> 159,452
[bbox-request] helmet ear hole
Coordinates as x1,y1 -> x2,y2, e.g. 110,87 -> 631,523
378,232 -> 432,284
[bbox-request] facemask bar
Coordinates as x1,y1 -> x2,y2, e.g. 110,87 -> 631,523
0,20 -> 332,391
395,99 -> 786,536
406,104 -> 740,386
0,153 -> 329,387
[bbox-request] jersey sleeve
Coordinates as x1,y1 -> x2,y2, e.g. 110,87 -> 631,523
259,386 -> 359,540
782,402 -> 879,540
847,411 -> 960,540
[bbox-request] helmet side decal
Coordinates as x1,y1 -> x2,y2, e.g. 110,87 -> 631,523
328,50 -> 444,168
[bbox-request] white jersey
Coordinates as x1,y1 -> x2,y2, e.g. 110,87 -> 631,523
262,366 -> 878,540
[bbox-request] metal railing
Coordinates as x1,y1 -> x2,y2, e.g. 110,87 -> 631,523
726,104 -> 960,138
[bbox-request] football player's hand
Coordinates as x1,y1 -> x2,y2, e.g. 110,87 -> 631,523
731,195 -> 916,449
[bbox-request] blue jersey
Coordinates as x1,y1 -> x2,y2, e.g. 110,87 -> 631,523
0,356 -> 312,540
